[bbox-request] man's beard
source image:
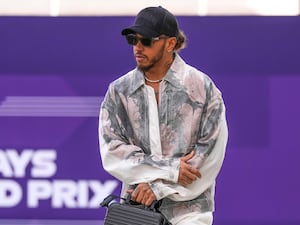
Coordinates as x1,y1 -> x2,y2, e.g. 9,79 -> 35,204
137,43 -> 165,72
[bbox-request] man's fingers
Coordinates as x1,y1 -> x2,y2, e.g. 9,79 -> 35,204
178,163 -> 202,187
181,150 -> 195,162
183,168 -> 199,182
130,183 -> 156,206
189,166 -> 201,178
179,176 -> 192,187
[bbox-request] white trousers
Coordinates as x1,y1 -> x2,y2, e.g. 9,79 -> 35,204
170,212 -> 213,225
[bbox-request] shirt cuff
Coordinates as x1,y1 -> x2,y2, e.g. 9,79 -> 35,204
149,180 -> 173,200
167,158 -> 180,183
150,158 -> 180,200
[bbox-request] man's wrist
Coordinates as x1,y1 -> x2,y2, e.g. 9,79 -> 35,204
149,180 -> 165,200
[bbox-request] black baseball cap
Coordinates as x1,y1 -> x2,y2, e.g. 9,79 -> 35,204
121,6 -> 179,39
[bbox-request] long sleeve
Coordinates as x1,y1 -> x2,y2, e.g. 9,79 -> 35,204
150,82 -> 228,201
151,114 -> 227,201
99,83 -> 180,186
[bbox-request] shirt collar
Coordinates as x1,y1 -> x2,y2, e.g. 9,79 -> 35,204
129,53 -> 186,95
129,69 -> 144,96
164,53 -> 185,89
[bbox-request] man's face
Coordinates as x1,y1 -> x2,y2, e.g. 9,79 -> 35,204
131,34 -> 168,72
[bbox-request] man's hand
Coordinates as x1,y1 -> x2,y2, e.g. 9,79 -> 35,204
178,151 -> 201,187
128,183 -> 157,206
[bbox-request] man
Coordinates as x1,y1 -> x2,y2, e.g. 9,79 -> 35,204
99,6 -> 228,225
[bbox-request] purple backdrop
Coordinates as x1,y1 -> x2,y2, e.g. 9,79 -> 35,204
0,16 -> 300,224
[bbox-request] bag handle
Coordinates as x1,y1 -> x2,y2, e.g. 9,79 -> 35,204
126,192 -> 160,211
100,194 -> 122,207
100,194 -> 158,211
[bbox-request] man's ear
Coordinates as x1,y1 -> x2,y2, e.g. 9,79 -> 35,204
166,37 -> 177,52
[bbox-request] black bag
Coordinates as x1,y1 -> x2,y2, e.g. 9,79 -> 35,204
100,194 -> 171,225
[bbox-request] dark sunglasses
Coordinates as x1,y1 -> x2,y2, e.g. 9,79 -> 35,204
125,34 -> 168,47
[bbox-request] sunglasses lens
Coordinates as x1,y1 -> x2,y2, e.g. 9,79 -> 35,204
140,38 -> 152,47
126,35 -> 138,46
125,34 -> 153,47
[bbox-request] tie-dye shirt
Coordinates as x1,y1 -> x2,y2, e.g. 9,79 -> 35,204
99,54 -> 228,221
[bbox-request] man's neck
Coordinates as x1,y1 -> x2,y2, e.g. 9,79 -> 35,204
144,54 -> 174,80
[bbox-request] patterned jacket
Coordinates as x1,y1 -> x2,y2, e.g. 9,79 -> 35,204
99,54 -> 228,221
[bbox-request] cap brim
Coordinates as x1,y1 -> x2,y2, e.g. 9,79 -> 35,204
121,26 -> 160,38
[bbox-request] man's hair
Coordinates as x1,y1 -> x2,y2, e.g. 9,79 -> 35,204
174,30 -> 187,52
